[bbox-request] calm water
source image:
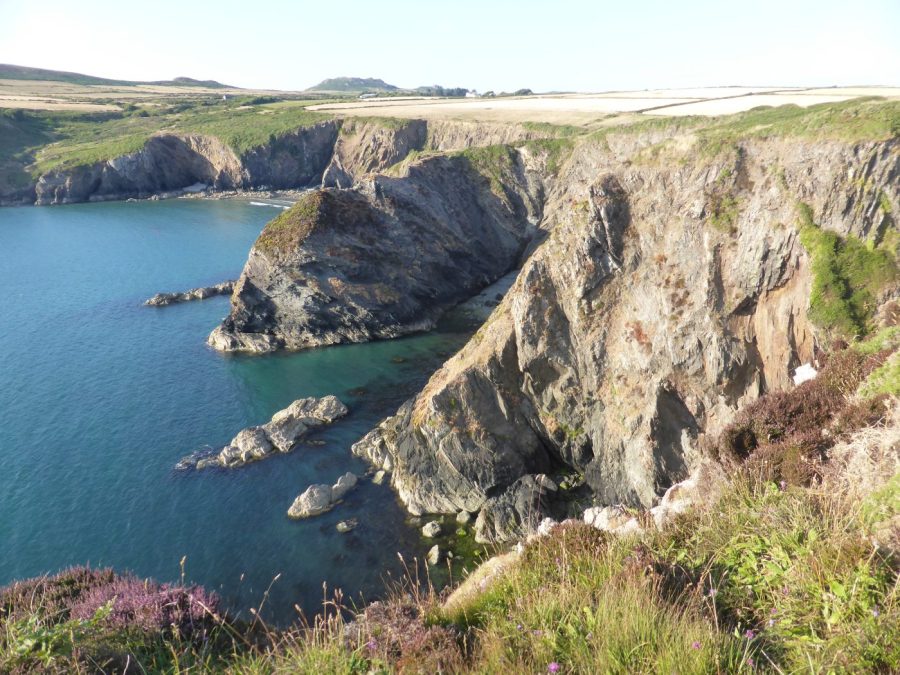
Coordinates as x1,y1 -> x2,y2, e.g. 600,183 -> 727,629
0,199 -> 472,623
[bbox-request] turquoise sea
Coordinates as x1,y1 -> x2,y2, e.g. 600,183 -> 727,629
0,199 -> 471,623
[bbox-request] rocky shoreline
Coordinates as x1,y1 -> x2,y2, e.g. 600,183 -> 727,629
145,280 -> 235,306
176,396 -> 348,470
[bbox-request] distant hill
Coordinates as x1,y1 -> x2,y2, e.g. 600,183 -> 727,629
306,77 -> 399,93
0,64 -> 232,88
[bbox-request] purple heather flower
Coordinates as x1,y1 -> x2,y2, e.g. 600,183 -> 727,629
691,641 -> 702,650
744,629 -> 756,639
517,623 -> 523,631
747,657 -> 755,667
779,480 -> 787,491
767,619 -> 776,627
365,639 -> 377,651
872,608 -> 880,618
533,629 -> 544,636
548,662 -> 561,673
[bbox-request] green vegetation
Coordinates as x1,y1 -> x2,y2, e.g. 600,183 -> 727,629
254,191 -> 325,256
307,77 -> 399,93
0,99 -> 332,183
458,144 -> 518,199
523,137 -> 576,176
797,202 -> 898,338
859,352 -> 900,398
697,98 -> 900,156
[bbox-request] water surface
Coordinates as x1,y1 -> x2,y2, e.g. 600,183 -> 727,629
0,199 -> 471,623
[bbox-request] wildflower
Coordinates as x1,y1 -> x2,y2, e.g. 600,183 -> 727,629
365,639 -> 377,651
744,629 -> 756,639
872,607 -> 880,618
747,657 -> 755,667
548,663 -> 561,673
533,629 -> 544,636
517,623 -> 523,631
691,641 -> 702,650
707,588 -> 718,597
779,480 -> 787,491
767,618 -> 775,627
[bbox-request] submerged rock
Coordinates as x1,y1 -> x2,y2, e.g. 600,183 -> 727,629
427,544 -> 443,566
336,518 -> 359,533
145,280 -> 235,306
178,395 -> 348,470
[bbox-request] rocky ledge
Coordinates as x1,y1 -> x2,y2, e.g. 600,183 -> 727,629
176,395 -> 348,470
287,472 -> 358,519
145,280 -> 235,306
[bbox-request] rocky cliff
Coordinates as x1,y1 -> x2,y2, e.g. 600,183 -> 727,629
342,129 -> 898,541
9,117 -> 558,206
208,147 -> 544,352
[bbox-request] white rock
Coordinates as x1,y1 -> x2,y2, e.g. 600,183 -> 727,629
427,544 -> 442,565
287,484 -> 333,519
456,510 -> 472,524
331,472 -> 358,501
422,520 -> 442,538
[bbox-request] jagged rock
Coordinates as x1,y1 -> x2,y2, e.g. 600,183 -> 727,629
209,150 -> 543,352
287,471 -> 359,520
331,472 -> 358,501
145,280 -> 235,306
178,395 -> 348,469
348,134 -> 899,532
427,545 -> 443,566
583,505 -> 643,536
287,484 -> 334,519
421,521 -> 442,538
474,475 -> 558,544
373,470 -> 386,485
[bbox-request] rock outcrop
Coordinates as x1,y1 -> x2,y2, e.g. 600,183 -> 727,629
287,472 -> 359,519
9,118 -> 558,207
145,280 -> 235,306
209,148 -> 544,352
349,131 -> 899,542
176,396 -> 348,470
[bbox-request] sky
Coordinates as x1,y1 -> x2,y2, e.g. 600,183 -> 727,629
1,0 -> 898,92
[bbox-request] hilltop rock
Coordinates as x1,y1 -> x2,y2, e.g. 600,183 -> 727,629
145,280 -> 235,306
177,395 -> 348,470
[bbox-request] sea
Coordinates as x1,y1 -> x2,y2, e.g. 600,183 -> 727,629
0,198 -> 473,623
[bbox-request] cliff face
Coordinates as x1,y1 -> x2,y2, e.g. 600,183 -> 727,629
347,133 -> 898,540
208,148 -> 545,352
13,118 -> 558,206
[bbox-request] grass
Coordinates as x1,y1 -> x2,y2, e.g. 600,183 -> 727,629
458,144 -> 519,200
696,97 -> 900,157
797,202 -> 898,338
254,191 -> 326,257
0,98 -> 333,180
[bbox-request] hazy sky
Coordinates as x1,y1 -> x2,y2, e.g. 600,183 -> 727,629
2,0 -> 898,91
